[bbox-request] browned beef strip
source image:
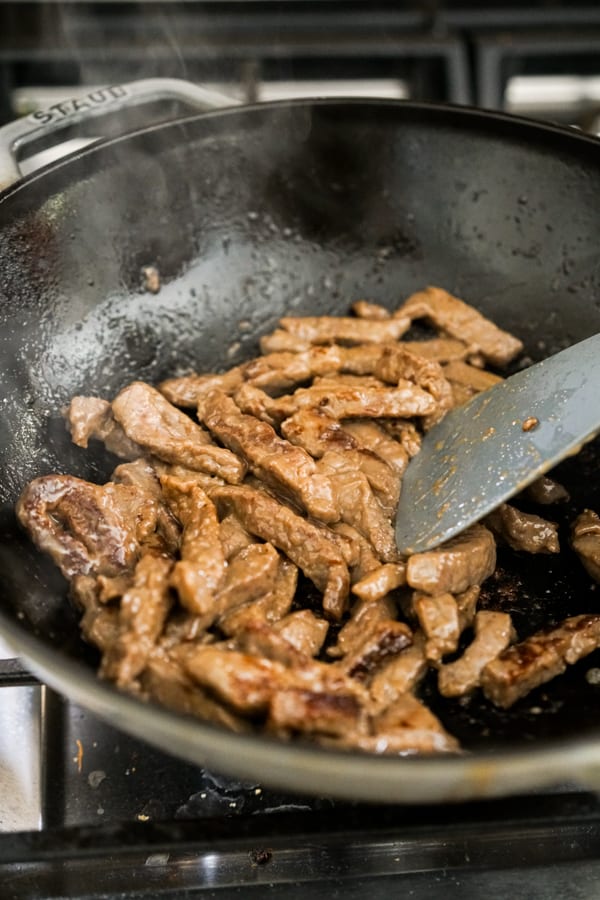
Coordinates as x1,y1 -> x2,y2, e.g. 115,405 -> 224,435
97,572 -> 133,603
397,286 -> 523,366
212,484 -> 350,619
318,450 -> 398,563
234,621 -> 310,667
379,419 -> 422,457
374,345 -> 453,428
412,592 -> 460,662
351,563 -> 407,603
438,611 -> 515,697
259,329 -> 312,354
406,524 -> 496,595
331,523 -> 381,583
571,509 -> 600,582
16,475 -> 159,580
369,632 -> 428,710
71,575 -> 121,652
341,420 -> 409,476
456,585 -> 481,631
274,610 -> 329,657
481,614 -> 600,708
182,645 -> 288,714
328,595 -> 397,659
161,477 -> 225,616
340,619 -> 413,681
100,554 -> 173,687
111,459 -> 181,555
214,542 -> 280,614
401,338 -> 469,363
201,391 -> 338,523
442,360 -> 503,393
66,396 -> 144,459
269,688 -> 365,738
279,315 -> 411,345
525,475 -> 570,505
486,504 -> 559,554
218,513 -> 254,560
112,382 -> 246,483
288,380 -> 436,420
244,345 -> 345,392
159,366 -> 245,408
232,383 -> 296,428
351,300 -> 390,320
141,653 -> 249,732
362,694 -> 459,754
217,557 -> 298,636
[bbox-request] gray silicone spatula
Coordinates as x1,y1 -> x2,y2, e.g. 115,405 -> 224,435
395,333 -> 600,556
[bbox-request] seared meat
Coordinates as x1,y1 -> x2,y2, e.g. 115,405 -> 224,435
341,419 -> 409,476
331,523 -> 381,582
100,554 -> 173,687
487,504 -> 559,554
397,286 -> 523,366
402,338 -> 469,363
571,509 -> 600,582
66,396 -> 143,459
374,345 -> 453,428
112,382 -> 246,483
318,450 -> 398,562
269,687 -> 364,738
111,459 -> 180,555
351,563 -> 407,603
406,524 -> 496,595
351,299 -> 390,320
159,366 -> 246,408
183,645 -> 287,714
438,611 -> 515,697
278,314 -> 411,345
217,557 -> 297,636
201,391 -> 338,522
369,633 -> 428,710
244,345 -> 345,392
456,585 -> 481,631
482,614 -> 600,708
71,575 -> 120,652
161,477 -> 225,617
442,360 -> 503,393
233,383 -> 296,427
340,619 -> 413,682
365,694 -> 459,754
16,474 -> 159,580
218,513 -> 254,560
212,484 -> 350,619
260,329 -> 312,353
214,542 -> 280,613
526,475 -> 570,505
413,592 -> 460,662
274,610 -> 329,657
288,380 -> 436,420
380,419 -> 422,457
328,595 -> 397,659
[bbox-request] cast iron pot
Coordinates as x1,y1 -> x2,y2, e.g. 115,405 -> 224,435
1,79 -> 600,803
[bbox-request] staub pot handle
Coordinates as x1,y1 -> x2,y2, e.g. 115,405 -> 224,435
0,77 -> 236,189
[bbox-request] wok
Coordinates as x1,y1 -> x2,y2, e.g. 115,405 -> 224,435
1,78 -> 600,803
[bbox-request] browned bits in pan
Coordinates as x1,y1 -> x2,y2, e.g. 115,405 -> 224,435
16,285 -> 600,755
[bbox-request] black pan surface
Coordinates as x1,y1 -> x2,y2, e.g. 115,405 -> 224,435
1,99 -> 600,800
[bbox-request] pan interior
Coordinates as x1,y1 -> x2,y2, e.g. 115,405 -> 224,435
1,100 -> 600,760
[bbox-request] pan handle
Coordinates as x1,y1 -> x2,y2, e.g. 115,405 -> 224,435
0,77 -> 237,189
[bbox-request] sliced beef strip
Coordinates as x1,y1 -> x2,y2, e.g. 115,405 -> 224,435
402,338 -> 469,363
260,329 -> 312,354
66,396 -> 144,459
16,475 -> 159,580
571,509 -> 600,582
232,383 -> 296,428
351,563 -> 407,603
481,613 -> 600,708
112,382 -> 246,483
201,391 -> 338,523
97,572 -> 133,603
244,345 -> 345,392
141,652 -> 249,732
456,585 -> 481,631
442,360 -> 503,393
159,366 -> 246,408
438,610 -> 515,698
339,619 -> 413,682
269,687 -> 365,738
327,595 -> 397,659
212,484 -> 350,620
351,299 -> 390,320
217,557 -> 298,637
486,504 -> 559,554
412,592 -> 460,662
380,419 -> 422,457
397,286 -> 523,366
161,476 -> 226,617
288,380 -> 436,420
363,694 -> 460,755
369,632 -> 428,711
318,450 -> 398,563
525,475 -> 570,505
406,524 -> 496,595
278,315 -> 411,345
111,459 -> 181,555
331,523 -> 381,583
71,575 -> 120,652
214,542 -> 280,615
341,420 -> 409,476
218,513 -> 254,560
274,610 -> 329,658
374,344 -> 453,428
100,553 -> 173,687
234,620 -> 310,667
